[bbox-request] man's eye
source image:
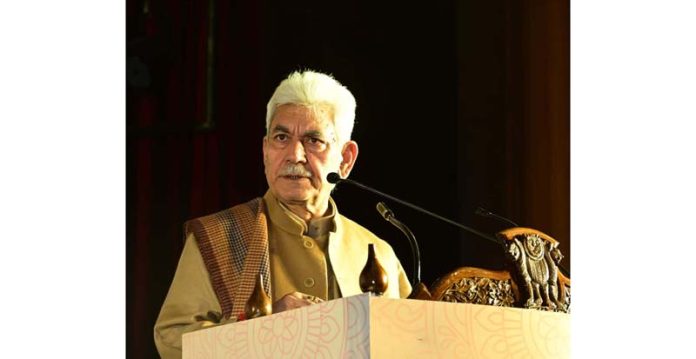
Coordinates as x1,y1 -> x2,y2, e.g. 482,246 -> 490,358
274,134 -> 288,141
306,137 -> 324,145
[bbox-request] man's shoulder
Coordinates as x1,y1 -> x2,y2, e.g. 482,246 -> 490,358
184,197 -> 264,233
336,214 -> 374,235
192,197 -> 263,221
337,214 -> 396,252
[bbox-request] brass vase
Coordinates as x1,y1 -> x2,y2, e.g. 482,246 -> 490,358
244,273 -> 272,319
359,243 -> 389,295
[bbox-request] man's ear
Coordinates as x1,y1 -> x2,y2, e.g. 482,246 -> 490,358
262,136 -> 268,164
339,141 -> 359,178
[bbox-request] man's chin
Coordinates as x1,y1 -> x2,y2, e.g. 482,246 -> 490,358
274,189 -> 313,204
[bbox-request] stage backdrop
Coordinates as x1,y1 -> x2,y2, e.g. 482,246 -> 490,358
127,0 -> 569,357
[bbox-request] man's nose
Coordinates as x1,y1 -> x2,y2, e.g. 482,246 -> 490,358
285,138 -> 307,163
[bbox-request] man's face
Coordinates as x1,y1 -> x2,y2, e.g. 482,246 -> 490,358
263,104 -> 354,211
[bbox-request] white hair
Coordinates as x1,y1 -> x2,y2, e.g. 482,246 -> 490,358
265,70 -> 357,144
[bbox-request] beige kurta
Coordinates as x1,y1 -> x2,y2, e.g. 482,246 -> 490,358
267,191 -> 342,301
154,191 -> 412,359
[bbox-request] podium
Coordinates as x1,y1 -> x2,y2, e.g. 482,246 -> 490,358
183,294 -> 569,358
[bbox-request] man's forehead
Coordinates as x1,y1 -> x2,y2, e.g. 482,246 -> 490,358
270,106 -> 336,134
270,123 -> 327,135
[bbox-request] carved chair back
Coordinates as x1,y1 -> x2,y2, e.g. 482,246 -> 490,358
429,227 -> 570,313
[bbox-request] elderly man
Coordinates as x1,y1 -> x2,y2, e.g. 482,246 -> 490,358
154,70 -> 411,358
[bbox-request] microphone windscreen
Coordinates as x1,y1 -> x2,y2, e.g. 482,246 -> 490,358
327,172 -> 341,184
475,207 -> 490,216
376,202 -> 393,220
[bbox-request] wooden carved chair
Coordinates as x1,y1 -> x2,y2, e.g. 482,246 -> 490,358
427,227 -> 570,313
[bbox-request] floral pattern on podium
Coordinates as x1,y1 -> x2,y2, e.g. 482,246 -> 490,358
183,294 -> 569,358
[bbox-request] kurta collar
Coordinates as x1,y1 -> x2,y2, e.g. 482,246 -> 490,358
263,190 -> 337,237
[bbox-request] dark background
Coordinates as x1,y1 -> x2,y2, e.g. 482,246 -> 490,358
127,0 -> 569,357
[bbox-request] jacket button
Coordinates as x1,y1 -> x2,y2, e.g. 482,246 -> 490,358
304,277 -> 315,288
303,240 -> 314,249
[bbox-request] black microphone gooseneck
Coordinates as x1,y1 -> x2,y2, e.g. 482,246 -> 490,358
376,202 -> 421,286
328,173 -> 571,279
327,172 -> 503,246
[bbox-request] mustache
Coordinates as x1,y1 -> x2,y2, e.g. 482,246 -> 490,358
279,164 -> 313,178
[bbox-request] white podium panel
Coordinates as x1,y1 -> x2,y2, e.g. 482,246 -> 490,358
183,294 -> 569,358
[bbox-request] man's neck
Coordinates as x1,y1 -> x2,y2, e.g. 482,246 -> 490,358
283,200 -> 330,223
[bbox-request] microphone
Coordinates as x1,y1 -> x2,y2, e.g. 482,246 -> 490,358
330,173 -> 571,278
327,172 -> 503,246
475,206 -> 519,227
376,201 -> 421,286
327,172 -> 342,184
